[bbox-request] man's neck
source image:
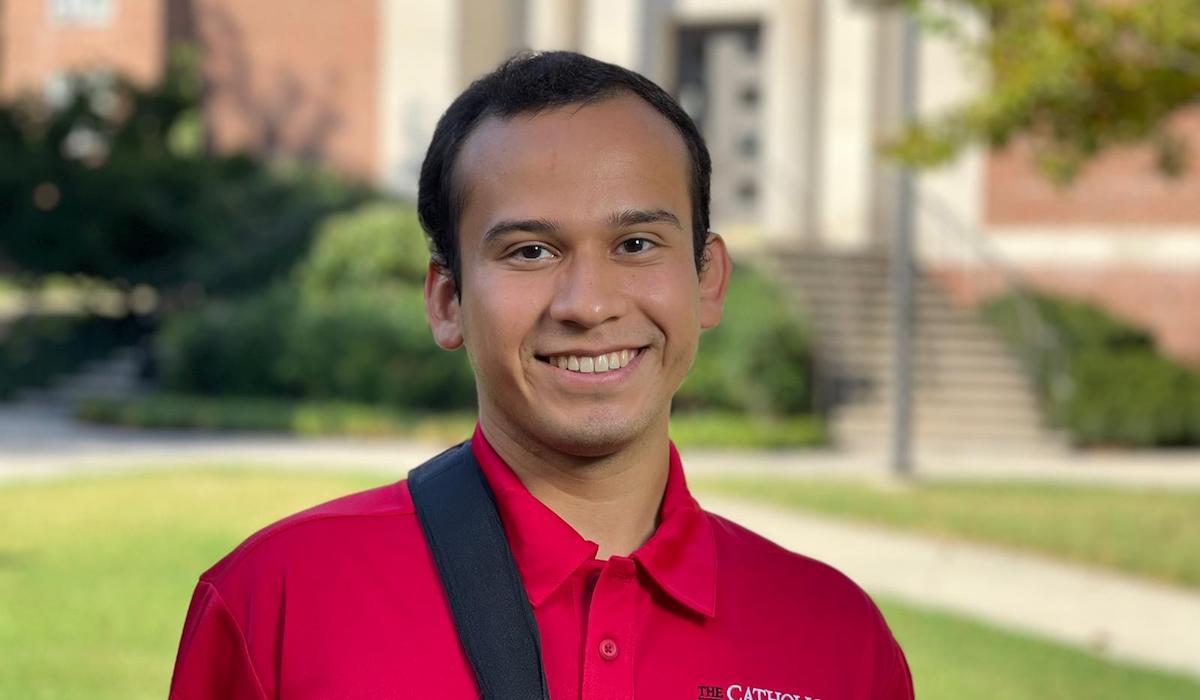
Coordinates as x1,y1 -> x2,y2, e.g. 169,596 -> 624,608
479,415 -> 671,559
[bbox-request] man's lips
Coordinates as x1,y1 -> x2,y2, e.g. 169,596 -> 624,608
535,346 -> 647,374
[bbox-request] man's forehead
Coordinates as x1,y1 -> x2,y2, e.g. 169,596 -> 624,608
463,93 -> 685,157
453,94 -> 691,232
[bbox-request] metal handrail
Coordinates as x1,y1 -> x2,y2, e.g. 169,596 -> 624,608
914,188 -> 1074,405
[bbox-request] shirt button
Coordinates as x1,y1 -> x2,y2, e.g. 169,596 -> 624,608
598,638 -> 619,661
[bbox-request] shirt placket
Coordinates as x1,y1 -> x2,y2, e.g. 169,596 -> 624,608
580,556 -> 639,699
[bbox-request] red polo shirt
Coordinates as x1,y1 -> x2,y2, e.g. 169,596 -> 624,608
170,427 -> 912,699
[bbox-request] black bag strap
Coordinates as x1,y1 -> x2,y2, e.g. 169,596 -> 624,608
408,441 -> 551,700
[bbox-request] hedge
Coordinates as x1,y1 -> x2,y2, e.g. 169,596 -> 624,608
676,267 -> 813,415
983,292 -> 1200,447
157,285 -> 476,410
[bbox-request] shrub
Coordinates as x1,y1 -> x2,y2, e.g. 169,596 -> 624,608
157,285 -> 476,410
279,287 -> 475,409
982,292 -> 1200,447
76,394 -> 477,440
77,396 -> 827,448
156,286 -> 298,397
675,267 -> 813,415
0,52 -> 367,296
296,201 -> 430,293
983,293 -> 1153,357
1061,351 -> 1200,447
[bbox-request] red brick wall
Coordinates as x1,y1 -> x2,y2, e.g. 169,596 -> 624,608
931,266 -> 1200,368
1,0 -> 165,96
192,0 -> 380,180
986,108 -> 1200,226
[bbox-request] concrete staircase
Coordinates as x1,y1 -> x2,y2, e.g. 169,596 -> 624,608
763,248 -> 1064,455
17,346 -> 148,407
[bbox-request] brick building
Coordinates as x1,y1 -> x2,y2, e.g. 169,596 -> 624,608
3,0 -> 1197,369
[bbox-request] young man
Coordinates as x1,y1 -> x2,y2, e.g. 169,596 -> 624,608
170,52 -> 913,699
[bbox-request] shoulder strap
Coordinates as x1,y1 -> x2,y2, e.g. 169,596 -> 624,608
408,441 -> 551,700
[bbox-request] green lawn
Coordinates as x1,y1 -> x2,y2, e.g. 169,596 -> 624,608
880,599 -> 1200,698
695,476 -> 1200,590
2,469 -> 1198,699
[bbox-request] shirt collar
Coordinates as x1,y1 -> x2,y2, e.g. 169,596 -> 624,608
470,425 -> 717,618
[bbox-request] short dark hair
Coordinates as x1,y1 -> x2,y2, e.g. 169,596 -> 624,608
417,50 -> 712,292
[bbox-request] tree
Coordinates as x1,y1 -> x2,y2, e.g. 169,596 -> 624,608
0,46 -> 366,301
873,0 -> 1200,183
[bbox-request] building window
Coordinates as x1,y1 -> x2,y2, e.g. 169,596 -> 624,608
48,0 -> 114,26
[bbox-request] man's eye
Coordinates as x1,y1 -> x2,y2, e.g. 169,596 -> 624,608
620,238 -> 655,254
512,245 -> 553,260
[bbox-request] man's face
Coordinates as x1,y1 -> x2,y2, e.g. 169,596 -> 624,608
426,94 -> 730,457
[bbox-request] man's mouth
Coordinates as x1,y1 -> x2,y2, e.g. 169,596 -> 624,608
536,347 -> 644,374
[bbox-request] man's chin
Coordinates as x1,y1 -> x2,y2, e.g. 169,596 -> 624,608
534,410 -> 659,458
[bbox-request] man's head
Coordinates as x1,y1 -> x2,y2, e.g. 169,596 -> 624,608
420,51 -> 730,458
418,51 -> 712,292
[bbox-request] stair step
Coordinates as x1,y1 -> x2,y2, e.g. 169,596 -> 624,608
824,358 -> 1037,384
768,248 -> 1061,451
833,420 -> 1050,442
836,400 -> 1045,424
15,344 -> 146,406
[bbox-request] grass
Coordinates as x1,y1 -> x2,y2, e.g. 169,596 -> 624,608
0,469 -> 386,700
2,469 -> 1198,698
879,598 -> 1200,698
695,476 -> 1200,590
76,394 -> 828,448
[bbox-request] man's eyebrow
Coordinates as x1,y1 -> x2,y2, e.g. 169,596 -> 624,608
481,218 -> 560,244
608,208 -> 682,230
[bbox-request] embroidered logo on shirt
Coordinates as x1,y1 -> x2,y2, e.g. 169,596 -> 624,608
697,684 -> 821,700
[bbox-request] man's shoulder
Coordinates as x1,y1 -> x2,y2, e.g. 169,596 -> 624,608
201,479 -> 420,589
704,509 -> 878,612
704,510 -> 911,694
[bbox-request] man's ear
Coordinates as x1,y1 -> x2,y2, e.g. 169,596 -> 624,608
698,232 -> 732,330
424,260 -> 464,350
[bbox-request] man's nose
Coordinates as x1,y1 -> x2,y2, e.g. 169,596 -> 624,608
548,252 -> 628,328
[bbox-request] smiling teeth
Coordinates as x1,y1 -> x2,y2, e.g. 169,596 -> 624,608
550,349 -> 637,373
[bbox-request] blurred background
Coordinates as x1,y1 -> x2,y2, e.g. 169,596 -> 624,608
1,1 -> 1199,698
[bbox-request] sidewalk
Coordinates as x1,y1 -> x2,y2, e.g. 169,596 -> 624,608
698,495 -> 1200,680
0,403 -> 441,482
5,403 -> 1200,488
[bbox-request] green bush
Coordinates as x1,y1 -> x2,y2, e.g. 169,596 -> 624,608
983,292 -> 1200,447
296,202 -> 430,292
156,199 -> 473,410
0,50 -> 367,296
1061,350 -> 1200,447
983,293 -> 1153,356
669,412 -> 826,448
676,267 -> 813,415
76,395 -> 827,448
280,287 -> 475,409
156,286 -> 298,397
157,285 -> 475,410
76,394 -> 477,440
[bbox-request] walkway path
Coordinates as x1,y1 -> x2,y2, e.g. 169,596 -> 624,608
5,404 -> 1200,488
3,404 -> 1200,678
698,495 -> 1200,680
